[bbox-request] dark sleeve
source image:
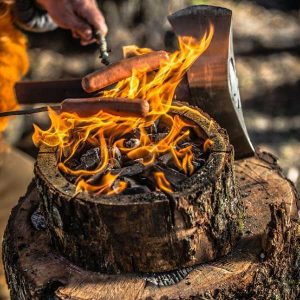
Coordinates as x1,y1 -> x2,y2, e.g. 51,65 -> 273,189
13,0 -> 57,32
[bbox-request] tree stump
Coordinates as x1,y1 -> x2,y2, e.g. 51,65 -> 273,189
33,104 -> 242,273
3,151 -> 299,299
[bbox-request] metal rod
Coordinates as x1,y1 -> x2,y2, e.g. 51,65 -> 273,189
94,31 -> 110,66
0,105 -> 60,118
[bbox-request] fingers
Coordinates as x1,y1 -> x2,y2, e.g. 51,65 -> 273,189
73,0 -> 108,37
66,13 -> 93,41
72,31 -> 95,46
37,0 -> 108,45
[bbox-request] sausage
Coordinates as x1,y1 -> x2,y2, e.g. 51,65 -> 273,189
0,98 -> 150,118
60,97 -> 150,118
81,51 -> 169,93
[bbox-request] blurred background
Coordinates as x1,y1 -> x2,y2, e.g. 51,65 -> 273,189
1,0 -> 300,298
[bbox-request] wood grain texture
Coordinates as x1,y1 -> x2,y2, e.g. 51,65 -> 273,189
3,152 -> 299,299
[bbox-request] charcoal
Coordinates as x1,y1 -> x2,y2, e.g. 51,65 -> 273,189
31,210 -> 47,231
122,177 -> 138,187
123,185 -> 151,195
176,139 -> 193,150
155,165 -> 187,186
62,146 -> 71,159
191,142 -> 203,151
109,146 -> 122,169
123,128 -> 140,140
156,132 -> 168,142
124,138 -> 140,149
80,147 -> 100,170
111,177 -> 150,195
88,165 -> 112,185
190,126 -> 206,140
158,153 -> 173,166
109,158 -> 121,169
192,159 -> 205,169
117,176 -> 151,194
64,174 -> 77,183
146,121 -> 157,135
110,146 -> 122,162
65,158 -> 80,169
177,142 -> 204,161
88,173 -> 103,185
61,112 -> 207,195
64,158 -> 82,182
111,179 -> 121,191
178,141 -> 191,149
132,128 -> 141,139
122,158 -> 144,167
148,132 -> 168,143
113,163 -> 144,177
192,145 -> 206,164
156,115 -> 171,133
134,175 -> 157,191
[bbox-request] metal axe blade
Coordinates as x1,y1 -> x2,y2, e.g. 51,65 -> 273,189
168,5 -> 254,159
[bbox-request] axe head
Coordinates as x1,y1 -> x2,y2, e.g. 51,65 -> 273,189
169,5 -> 254,159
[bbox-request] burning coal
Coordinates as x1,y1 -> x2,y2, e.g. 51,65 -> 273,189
33,24 -> 214,195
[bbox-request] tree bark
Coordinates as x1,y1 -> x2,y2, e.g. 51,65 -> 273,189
34,104 -> 242,273
3,151 -> 299,299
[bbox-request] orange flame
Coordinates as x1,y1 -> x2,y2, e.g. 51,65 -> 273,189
33,23 -> 214,195
0,12 -> 29,132
154,172 -> 173,194
76,172 -> 127,195
123,45 -> 153,58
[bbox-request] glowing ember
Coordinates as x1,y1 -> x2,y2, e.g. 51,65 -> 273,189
33,24 -> 214,195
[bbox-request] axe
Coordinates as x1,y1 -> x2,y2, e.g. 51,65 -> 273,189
169,5 -> 254,159
12,5 -> 254,159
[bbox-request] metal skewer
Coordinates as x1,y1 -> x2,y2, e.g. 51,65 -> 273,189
0,106 -> 60,117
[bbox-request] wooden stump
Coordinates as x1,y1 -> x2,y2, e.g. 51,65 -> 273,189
3,151 -> 299,299
33,104 -> 242,273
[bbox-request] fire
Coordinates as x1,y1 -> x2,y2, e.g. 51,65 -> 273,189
154,172 -> 173,194
0,11 -> 29,132
122,45 -> 153,58
76,172 -> 127,195
33,24 -> 214,195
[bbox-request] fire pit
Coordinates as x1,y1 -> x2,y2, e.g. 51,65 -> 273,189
35,102 -> 241,273
29,13 -> 242,273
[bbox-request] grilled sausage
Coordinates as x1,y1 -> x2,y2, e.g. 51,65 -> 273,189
82,51 -> 169,93
61,97 -> 150,118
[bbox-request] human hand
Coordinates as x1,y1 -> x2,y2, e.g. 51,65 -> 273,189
36,0 -> 107,45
